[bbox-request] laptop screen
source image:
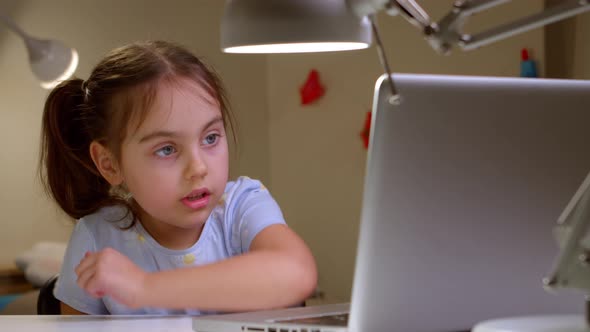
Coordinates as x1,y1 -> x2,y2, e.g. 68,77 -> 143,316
350,74 -> 590,332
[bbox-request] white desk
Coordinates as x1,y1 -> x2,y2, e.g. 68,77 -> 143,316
473,315 -> 590,332
0,315 -> 194,331
4,314 -> 589,332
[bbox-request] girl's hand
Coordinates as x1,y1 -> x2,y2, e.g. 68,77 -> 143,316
75,248 -> 148,308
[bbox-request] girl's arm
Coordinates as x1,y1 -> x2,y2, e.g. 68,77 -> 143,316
142,224 -> 317,311
76,224 -> 318,311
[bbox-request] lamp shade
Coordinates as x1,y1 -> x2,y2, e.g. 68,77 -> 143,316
221,0 -> 372,53
25,37 -> 78,89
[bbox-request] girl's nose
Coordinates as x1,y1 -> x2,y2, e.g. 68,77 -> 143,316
184,151 -> 208,180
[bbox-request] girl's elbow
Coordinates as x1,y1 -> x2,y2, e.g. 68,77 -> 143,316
304,263 -> 318,297
291,256 -> 318,300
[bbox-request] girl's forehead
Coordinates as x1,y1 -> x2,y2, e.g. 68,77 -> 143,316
127,78 -> 221,137
155,78 -> 218,110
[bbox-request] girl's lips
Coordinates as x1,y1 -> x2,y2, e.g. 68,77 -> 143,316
181,188 -> 211,210
181,194 -> 210,210
184,188 -> 210,200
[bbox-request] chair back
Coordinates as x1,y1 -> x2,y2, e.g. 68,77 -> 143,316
37,275 -> 60,315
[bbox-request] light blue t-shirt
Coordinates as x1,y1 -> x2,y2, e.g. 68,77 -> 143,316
54,177 -> 285,315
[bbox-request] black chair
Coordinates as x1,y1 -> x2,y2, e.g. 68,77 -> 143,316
37,274 -> 60,315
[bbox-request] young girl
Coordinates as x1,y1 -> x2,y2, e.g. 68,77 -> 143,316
38,40 -> 317,315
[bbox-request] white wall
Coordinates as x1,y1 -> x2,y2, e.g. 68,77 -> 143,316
0,0 -> 269,266
267,0 -> 545,303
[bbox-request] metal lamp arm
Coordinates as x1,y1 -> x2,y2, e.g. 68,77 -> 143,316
348,0 -> 590,54
459,0 -> 590,51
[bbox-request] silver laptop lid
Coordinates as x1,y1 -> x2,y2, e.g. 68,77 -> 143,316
350,74 -> 590,332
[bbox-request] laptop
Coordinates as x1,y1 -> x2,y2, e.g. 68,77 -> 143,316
193,74 -> 590,332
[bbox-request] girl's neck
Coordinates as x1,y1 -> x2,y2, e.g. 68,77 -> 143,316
133,202 -> 205,250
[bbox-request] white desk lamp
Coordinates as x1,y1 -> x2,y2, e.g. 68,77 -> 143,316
0,13 -> 78,89
221,1 -> 590,331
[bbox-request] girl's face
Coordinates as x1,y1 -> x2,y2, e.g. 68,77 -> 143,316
119,78 -> 229,239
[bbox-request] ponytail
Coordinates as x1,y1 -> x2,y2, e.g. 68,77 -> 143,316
39,79 -> 117,219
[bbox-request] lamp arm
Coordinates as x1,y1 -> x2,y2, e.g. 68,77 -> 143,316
0,13 -> 29,40
389,0 -> 433,30
348,0 -> 435,31
349,0 -> 590,54
543,169 -> 590,292
459,0 -> 590,51
423,0 -> 511,54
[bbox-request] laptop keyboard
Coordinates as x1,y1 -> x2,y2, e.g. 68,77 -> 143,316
275,313 -> 349,327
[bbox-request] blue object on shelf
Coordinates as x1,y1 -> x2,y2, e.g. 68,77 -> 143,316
520,48 -> 538,78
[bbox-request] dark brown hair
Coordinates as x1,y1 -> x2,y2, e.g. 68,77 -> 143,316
39,40 -> 235,223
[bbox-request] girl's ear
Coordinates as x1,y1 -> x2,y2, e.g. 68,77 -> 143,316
89,141 -> 124,186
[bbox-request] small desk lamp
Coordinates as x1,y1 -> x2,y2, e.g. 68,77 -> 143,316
0,13 -> 78,89
221,1 -> 590,331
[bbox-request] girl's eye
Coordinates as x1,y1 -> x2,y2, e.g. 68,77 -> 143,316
155,145 -> 176,157
202,134 -> 220,146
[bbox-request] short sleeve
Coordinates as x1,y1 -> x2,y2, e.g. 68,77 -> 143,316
226,177 -> 286,254
54,219 -> 108,314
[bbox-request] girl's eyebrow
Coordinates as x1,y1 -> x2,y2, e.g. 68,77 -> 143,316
138,116 -> 224,144
202,116 -> 224,131
138,130 -> 180,144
